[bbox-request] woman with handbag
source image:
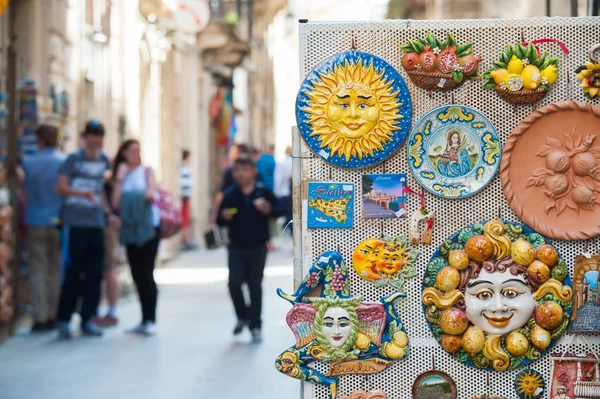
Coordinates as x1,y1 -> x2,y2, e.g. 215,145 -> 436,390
111,139 -> 160,335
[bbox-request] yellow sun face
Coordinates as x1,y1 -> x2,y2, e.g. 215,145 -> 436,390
516,370 -> 544,399
305,59 -> 403,162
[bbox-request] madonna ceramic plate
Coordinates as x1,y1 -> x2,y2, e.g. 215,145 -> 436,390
501,101 -> 600,240
421,220 -> 572,371
408,105 -> 500,198
296,51 -> 413,168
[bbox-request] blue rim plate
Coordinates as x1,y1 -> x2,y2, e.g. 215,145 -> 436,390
407,105 -> 501,198
296,51 -> 412,169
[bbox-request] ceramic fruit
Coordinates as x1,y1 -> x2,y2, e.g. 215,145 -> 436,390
400,33 -> 482,91
483,42 -> 560,104
435,266 -> 460,292
511,238 -> 535,266
464,235 -> 494,263
534,301 -> 564,330
505,331 -> 529,356
393,331 -> 408,348
422,220 -> 573,371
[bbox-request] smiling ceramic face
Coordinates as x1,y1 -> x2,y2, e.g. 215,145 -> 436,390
353,238 -> 385,280
377,245 -> 407,275
464,269 -> 536,335
327,84 -> 379,140
322,307 -> 352,348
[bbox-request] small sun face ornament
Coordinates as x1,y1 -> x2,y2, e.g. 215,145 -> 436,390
421,220 -> 573,371
296,51 -> 412,168
352,235 -> 419,292
275,251 -> 409,399
575,44 -> 600,99
515,368 -> 545,399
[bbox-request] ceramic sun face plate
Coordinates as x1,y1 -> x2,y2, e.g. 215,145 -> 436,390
408,105 -> 500,198
296,51 -> 413,168
421,220 -> 572,371
501,101 -> 600,240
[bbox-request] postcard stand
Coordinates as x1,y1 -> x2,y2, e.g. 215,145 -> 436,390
295,17 -> 600,399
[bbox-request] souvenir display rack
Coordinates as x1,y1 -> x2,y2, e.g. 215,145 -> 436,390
295,17 -> 600,399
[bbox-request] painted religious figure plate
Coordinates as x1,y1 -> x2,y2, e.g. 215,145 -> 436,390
275,251 -> 409,399
296,51 -> 413,168
501,101 -> 600,240
421,220 -> 573,371
408,105 -> 500,198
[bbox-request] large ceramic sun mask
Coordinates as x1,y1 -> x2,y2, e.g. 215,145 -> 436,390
422,220 -> 573,371
297,51 -> 412,168
464,269 -> 536,335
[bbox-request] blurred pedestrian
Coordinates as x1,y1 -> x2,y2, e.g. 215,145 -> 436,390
180,149 -> 197,250
22,125 -> 65,332
256,144 -> 275,191
274,146 -> 293,236
111,139 -> 160,336
56,121 -> 117,338
92,173 -> 120,327
217,156 -> 285,343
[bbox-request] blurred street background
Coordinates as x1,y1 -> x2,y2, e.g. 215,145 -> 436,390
0,0 -> 595,398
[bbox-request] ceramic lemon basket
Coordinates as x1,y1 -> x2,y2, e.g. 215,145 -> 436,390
483,42 -> 560,104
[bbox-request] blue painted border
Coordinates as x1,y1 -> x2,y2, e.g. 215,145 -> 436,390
296,51 -> 413,169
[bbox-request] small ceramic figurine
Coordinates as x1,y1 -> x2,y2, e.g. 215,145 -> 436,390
296,51 -> 412,168
422,220 -> 573,371
400,33 -> 481,91
352,235 -> 419,292
515,369 -> 545,399
575,44 -> 600,99
410,205 -> 435,245
275,251 -> 409,399
483,42 -> 560,104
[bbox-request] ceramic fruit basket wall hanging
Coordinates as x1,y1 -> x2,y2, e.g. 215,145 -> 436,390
400,33 -> 482,91
482,42 -> 560,104
275,251 -> 409,399
421,220 -> 573,371
576,44 -> 600,99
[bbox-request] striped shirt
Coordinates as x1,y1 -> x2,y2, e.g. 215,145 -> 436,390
180,164 -> 192,199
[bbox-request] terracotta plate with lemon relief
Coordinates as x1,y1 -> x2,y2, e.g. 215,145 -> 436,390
501,101 -> 600,240
296,51 -> 412,168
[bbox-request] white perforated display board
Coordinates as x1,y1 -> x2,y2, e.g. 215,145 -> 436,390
294,17 -> 600,399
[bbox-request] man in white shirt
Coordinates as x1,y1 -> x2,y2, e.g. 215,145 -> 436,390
274,146 -> 293,236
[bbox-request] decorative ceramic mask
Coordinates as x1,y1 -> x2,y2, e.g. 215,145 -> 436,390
515,369 -> 545,399
569,253 -> 600,333
412,370 -> 458,399
408,105 -> 500,198
296,51 -> 412,168
550,353 -> 600,399
352,235 -> 419,292
275,251 -> 409,399
483,42 -> 561,104
501,101 -> 600,240
421,220 -> 573,371
400,33 -> 481,91
575,44 -> 600,99
340,390 -> 388,399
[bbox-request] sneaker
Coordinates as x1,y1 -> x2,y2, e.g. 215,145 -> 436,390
57,322 -> 72,340
94,314 -> 119,327
251,328 -> 262,344
81,322 -> 103,337
127,323 -> 147,335
233,320 -> 246,335
128,322 -> 155,336
31,322 -> 48,333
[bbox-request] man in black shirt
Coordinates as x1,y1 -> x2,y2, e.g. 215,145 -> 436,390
217,157 -> 285,343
